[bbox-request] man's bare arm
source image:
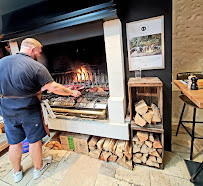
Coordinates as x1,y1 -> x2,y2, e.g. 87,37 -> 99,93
43,81 -> 81,97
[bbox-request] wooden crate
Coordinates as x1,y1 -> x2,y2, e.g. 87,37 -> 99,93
128,77 -> 163,123
128,77 -> 164,169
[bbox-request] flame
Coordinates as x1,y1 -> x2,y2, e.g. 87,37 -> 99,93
76,67 -> 92,82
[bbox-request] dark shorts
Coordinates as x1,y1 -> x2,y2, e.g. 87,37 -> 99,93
4,111 -> 47,145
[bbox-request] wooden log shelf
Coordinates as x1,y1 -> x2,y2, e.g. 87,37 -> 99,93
132,130 -> 164,169
128,77 -> 164,169
131,122 -> 164,134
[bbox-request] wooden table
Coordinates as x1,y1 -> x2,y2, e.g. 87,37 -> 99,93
174,79 -> 203,108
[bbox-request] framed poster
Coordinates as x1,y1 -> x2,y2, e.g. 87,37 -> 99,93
126,16 -> 164,71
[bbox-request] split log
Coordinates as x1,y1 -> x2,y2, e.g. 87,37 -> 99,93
143,153 -> 148,157
149,155 -> 156,162
157,157 -> 163,163
89,151 -> 99,159
142,111 -> 153,124
152,115 -> 161,124
108,155 -> 118,162
149,133 -> 155,142
108,139 -> 117,153
133,144 -> 141,153
103,138 -> 111,151
132,135 -> 139,142
103,151 -> 112,161
115,140 -> 126,158
89,149 -> 102,159
99,152 -> 105,161
145,141 -> 153,148
151,104 -> 161,123
152,162 -> 160,168
45,141 -> 62,150
140,144 -> 149,154
136,141 -> 143,146
134,113 -> 147,127
137,131 -> 149,142
135,100 -> 148,115
148,148 -> 156,154
123,143 -> 132,160
146,159 -> 153,166
45,141 -> 55,149
124,141 -> 131,152
89,136 -> 100,147
123,151 -> 132,161
89,145 -> 96,151
97,138 -> 105,150
92,149 -> 102,157
157,149 -> 162,155
140,156 -> 147,163
113,140 -> 119,154
135,153 -> 142,158
133,155 -> 142,163
150,150 -> 160,158
53,141 -> 62,150
153,136 -> 162,149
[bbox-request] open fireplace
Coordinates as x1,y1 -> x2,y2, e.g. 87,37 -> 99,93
41,36 -> 109,120
2,1 -> 129,140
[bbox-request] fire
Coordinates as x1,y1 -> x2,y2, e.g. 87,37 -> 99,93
76,67 -> 92,82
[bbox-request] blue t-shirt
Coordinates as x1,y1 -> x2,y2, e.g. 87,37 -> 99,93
0,52 -> 54,117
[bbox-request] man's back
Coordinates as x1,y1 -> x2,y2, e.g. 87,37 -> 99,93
0,52 -> 53,117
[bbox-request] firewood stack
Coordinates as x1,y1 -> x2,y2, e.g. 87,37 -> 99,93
88,137 -> 133,170
45,131 -> 62,150
132,131 -> 163,168
134,100 -> 162,126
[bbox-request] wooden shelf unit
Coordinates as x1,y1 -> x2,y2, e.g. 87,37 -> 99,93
128,77 -> 163,124
128,77 -> 164,169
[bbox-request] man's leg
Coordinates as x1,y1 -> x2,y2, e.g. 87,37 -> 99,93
8,142 -> 23,173
29,140 -> 43,170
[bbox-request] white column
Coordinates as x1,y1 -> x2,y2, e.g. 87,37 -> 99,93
103,19 -> 126,124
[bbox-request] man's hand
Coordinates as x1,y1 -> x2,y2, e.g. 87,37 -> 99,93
71,90 -> 82,97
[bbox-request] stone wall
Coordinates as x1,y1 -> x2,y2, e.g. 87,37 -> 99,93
172,0 -> 203,123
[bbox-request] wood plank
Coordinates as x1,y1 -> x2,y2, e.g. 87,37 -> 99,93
131,122 -> 164,133
128,77 -> 163,87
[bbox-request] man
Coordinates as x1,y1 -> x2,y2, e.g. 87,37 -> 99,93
0,38 -> 81,183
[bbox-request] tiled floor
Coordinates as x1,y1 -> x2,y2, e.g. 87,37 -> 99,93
0,124 -> 202,186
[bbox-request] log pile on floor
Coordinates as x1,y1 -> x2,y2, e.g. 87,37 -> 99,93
88,137 -> 133,170
132,131 -> 163,168
134,100 -> 161,126
45,131 -> 62,150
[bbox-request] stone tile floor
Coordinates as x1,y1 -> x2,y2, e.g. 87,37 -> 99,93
0,124 -> 202,186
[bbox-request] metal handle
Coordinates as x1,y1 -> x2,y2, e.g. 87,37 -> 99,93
80,114 -> 98,119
